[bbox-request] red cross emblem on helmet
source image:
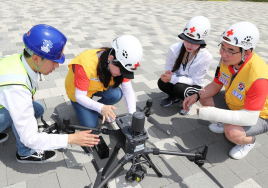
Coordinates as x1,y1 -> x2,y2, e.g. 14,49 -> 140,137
190,27 -> 196,33
227,29 -> 234,37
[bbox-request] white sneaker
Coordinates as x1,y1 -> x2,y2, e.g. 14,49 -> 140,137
209,122 -> 225,134
229,141 -> 255,160
179,106 -> 191,115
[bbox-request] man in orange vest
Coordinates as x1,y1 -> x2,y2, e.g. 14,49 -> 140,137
182,21 -> 268,159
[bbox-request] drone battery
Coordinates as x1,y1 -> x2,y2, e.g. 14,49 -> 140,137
94,136 -> 109,159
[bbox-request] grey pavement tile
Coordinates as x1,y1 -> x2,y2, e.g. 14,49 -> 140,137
184,171 -> 219,188
3,181 -> 26,188
53,65 -> 68,72
56,165 -> 92,188
207,163 -> 242,188
27,173 -> 60,188
245,149 -> 268,173
59,71 -> 68,78
204,139 -> 233,165
36,151 -> 67,176
225,158 -> 259,181
156,156 -> 192,184
255,133 -> 268,146
191,127 -> 225,146
169,117 -> 196,135
37,80 -> 56,90
0,163 -> 7,188
173,132 -> 204,151
252,169 -> 268,188
234,178 -> 262,188
44,96 -> 66,109
44,72 -> 62,81
62,145 -> 93,168
107,174 -> 142,188
162,181 -> 188,188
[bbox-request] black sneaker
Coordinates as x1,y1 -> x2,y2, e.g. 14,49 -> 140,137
16,150 -> 57,163
0,133 -> 9,143
161,96 -> 180,107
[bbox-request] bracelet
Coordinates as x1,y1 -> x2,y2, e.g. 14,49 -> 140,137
195,91 -> 201,102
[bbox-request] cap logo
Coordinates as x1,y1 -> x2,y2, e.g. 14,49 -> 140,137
227,29 -> 234,37
190,27 -> 196,33
41,40 -> 53,53
27,30 -> 30,36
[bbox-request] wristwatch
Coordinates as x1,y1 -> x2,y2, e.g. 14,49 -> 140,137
195,91 -> 201,102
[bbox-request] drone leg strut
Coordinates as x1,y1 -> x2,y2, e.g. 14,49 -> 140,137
101,142 -> 121,178
141,154 -> 162,177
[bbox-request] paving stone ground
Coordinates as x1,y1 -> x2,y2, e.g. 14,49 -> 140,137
1,0 -> 268,187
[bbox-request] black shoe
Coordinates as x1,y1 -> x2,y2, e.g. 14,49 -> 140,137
16,150 -> 57,163
161,96 -> 180,107
0,133 -> 9,143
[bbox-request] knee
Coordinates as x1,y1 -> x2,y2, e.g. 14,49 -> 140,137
33,100 -> 45,119
81,119 -> 98,128
157,78 -> 165,90
110,87 -> 123,102
0,108 -> 12,132
224,125 -> 244,142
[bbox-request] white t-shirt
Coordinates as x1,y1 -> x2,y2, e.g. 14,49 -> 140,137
165,42 -> 213,87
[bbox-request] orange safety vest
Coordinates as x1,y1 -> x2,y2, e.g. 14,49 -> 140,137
218,52 -> 268,119
65,49 -> 114,102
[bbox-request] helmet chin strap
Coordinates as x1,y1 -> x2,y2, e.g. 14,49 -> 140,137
32,57 -> 46,81
25,47 -> 46,81
238,48 -> 245,66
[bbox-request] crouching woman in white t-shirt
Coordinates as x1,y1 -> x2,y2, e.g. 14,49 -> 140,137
158,16 -> 213,115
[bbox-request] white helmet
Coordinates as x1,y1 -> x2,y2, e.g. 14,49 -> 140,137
179,16 -> 210,45
220,21 -> 259,50
111,35 -> 143,73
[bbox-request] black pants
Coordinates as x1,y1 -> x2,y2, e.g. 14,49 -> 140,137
158,78 -> 202,100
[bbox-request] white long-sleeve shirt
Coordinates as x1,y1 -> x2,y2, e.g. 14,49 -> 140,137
0,55 -> 68,150
75,80 -> 136,114
165,42 -> 213,87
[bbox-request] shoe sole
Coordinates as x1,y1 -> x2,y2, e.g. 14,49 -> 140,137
16,153 -> 57,164
161,101 -> 172,108
0,134 -> 9,143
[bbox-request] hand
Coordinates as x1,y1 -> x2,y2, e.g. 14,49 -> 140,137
160,74 -> 172,83
101,105 -> 117,124
68,130 -> 100,147
165,70 -> 173,75
183,94 -> 198,111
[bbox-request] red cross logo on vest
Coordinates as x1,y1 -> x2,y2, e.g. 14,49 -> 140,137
134,62 -> 139,68
227,29 -> 234,37
190,27 -> 196,33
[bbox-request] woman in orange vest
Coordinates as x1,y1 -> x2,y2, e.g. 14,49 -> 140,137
65,35 -> 143,128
